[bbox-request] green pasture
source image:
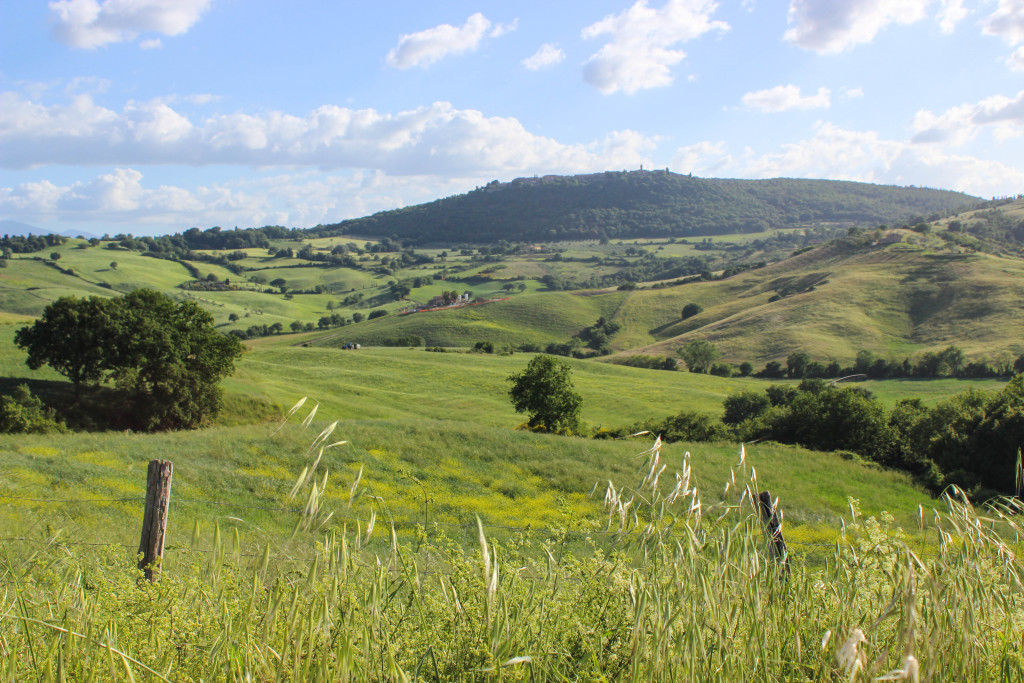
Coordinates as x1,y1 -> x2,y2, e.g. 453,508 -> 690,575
0,257 -> 116,315
0,404 -> 932,552
310,291 -> 623,349
50,242 -> 193,292
245,264 -> 382,292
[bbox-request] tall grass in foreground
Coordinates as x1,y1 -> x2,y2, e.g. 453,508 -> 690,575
0,428 -> 1021,681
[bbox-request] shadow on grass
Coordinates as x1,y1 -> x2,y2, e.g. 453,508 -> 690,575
1,376 -> 131,431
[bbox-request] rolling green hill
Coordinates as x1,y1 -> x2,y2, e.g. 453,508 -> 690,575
611,231 -> 1024,363
317,171 -> 977,244
309,291 -> 624,349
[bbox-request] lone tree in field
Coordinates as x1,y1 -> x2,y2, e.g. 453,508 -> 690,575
15,289 -> 243,430
508,354 -> 582,434
678,339 -> 720,374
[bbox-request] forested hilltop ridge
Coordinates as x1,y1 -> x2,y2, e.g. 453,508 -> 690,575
316,171 -> 978,244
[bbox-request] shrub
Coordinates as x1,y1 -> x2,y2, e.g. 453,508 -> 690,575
0,385 -> 67,434
709,362 -> 733,377
626,410 -> 728,443
681,303 -> 703,319
617,355 -> 678,371
367,309 -> 388,320
722,390 -> 771,426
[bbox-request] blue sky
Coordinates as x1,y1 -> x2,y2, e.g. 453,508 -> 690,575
2,0 -> 1024,236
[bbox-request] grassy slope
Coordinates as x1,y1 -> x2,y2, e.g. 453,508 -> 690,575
308,291 -> 625,349
0,330 -> 936,550
607,235 -> 1024,363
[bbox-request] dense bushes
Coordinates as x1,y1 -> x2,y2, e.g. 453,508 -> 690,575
0,385 -> 67,434
621,375 -> 1024,499
614,355 -> 679,371
710,378 -> 1024,498
609,410 -> 728,443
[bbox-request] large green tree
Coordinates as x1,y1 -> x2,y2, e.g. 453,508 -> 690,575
14,295 -> 120,396
14,289 -> 243,430
508,355 -> 582,434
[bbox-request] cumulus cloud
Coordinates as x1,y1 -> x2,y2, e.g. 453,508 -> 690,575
0,91 -> 659,178
784,0 -> 930,54
385,13 -> 496,69
48,0 -> 213,49
911,89 -> 1024,145
661,122 -> 1024,198
522,43 -> 566,70
937,0 -> 968,33
581,0 -> 729,94
983,0 -> 1024,45
2,168 -> 260,227
671,141 -> 733,175
737,122 -> 1024,196
1009,45 -> 1024,70
741,85 -> 831,112
490,19 -> 518,38
982,0 -> 1024,68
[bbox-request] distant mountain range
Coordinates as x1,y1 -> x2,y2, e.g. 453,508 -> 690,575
315,171 -> 980,244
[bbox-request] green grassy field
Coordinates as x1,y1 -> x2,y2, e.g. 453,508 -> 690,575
0,323 -> 975,548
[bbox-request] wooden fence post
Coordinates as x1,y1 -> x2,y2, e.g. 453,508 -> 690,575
757,490 -> 790,574
138,459 -> 173,582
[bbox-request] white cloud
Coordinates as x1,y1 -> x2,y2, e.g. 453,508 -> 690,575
784,0 -> 930,54
983,0 -> 1024,45
843,86 -> 865,98
48,0 -> 213,49
385,13 -> 494,69
0,92 -> 659,178
911,89 -> 1024,145
937,0 -> 968,33
741,84 -> 831,112
522,43 -> 566,70
490,19 -> 518,38
581,0 -> 729,94
1009,45 -> 1024,70
184,93 -> 220,105
139,38 -> 162,49
982,0 -> 1024,68
56,168 -> 145,212
737,122 -> 1024,197
671,141 -> 733,175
